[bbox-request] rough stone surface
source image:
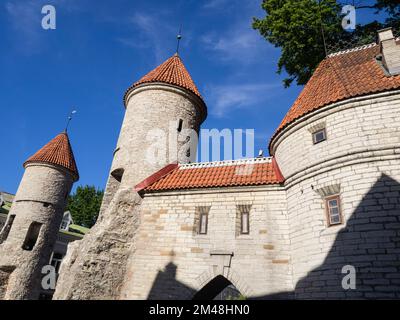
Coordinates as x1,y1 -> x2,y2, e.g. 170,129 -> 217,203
0,164 -> 73,300
273,91 -> 400,299
100,84 -> 205,217
53,188 -> 142,300
54,88 -> 400,299
119,186 -> 292,299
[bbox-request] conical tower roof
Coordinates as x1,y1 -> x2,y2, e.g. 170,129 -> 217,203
124,54 -> 204,105
24,132 -> 79,181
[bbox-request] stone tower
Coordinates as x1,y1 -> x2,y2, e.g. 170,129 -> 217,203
99,53 -> 207,215
53,54 -> 207,300
0,132 -> 79,300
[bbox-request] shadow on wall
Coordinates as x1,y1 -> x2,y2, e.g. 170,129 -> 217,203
147,174 -> 400,300
148,261 -> 244,300
147,262 -> 196,300
254,173 -> 400,300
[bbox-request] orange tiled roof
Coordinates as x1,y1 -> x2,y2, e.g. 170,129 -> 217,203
270,42 -> 400,153
124,54 -> 203,104
24,132 -> 79,181
140,158 -> 284,192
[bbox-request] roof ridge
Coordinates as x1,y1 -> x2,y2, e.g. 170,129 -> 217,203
179,157 -> 272,170
327,42 -> 377,58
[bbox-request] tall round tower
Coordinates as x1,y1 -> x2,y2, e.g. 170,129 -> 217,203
0,132 -> 79,300
100,53 -> 207,215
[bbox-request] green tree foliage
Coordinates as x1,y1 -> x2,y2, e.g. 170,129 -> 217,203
253,0 -> 400,87
66,185 -> 104,228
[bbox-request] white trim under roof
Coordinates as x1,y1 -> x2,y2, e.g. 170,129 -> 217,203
179,157 -> 272,170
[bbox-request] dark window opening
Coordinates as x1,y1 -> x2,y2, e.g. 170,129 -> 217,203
312,128 -> 327,144
111,168 -> 124,183
177,119 -> 183,132
22,222 -> 42,251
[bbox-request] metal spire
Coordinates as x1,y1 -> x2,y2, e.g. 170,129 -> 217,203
64,110 -> 77,133
176,24 -> 183,55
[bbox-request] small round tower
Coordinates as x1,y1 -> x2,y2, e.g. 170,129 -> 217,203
0,132 -> 79,300
100,53 -> 207,214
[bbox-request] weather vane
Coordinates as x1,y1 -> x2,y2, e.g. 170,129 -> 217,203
176,24 -> 183,54
64,110 -> 77,132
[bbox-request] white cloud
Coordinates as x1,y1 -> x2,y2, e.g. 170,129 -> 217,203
117,12 -> 176,64
205,82 -> 281,118
200,23 -> 271,64
5,0 -> 42,53
203,0 -> 230,9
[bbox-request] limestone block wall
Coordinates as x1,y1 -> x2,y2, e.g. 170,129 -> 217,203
272,91 -> 400,180
119,186 -> 292,300
272,91 -> 400,299
0,164 -> 74,300
100,84 -> 205,216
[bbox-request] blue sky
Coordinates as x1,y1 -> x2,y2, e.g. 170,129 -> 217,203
0,0 -> 385,193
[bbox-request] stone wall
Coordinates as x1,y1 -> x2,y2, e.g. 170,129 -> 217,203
273,90 -> 400,299
272,91 -> 400,180
119,185 -> 292,299
100,84 -> 205,217
53,188 -> 142,300
0,164 -> 73,300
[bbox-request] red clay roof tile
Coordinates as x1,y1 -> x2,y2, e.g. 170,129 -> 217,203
124,54 -> 203,105
270,43 -> 400,153
139,158 -> 284,192
24,132 -> 79,181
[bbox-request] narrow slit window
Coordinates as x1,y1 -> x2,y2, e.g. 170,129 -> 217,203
325,195 -> 342,226
241,211 -> 250,234
199,212 -> 208,235
197,206 -> 210,235
312,128 -> 327,144
177,119 -> 183,132
22,222 -> 42,251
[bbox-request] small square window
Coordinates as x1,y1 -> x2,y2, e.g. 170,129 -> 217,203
325,195 -> 343,226
312,128 -> 327,144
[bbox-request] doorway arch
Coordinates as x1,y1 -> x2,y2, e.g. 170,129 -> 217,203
192,275 -> 242,300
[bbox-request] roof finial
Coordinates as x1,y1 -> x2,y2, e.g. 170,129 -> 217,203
64,110 -> 77,133
176,24 -> 183,55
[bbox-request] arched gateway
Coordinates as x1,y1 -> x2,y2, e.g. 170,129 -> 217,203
192,275 -> 242,300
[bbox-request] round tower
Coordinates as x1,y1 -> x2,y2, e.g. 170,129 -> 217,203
269,29 -> 400,299
0,132 -> 79,300
100,53 -> 207,214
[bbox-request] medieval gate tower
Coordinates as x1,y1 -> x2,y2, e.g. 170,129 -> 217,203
99,54 -> 207,216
